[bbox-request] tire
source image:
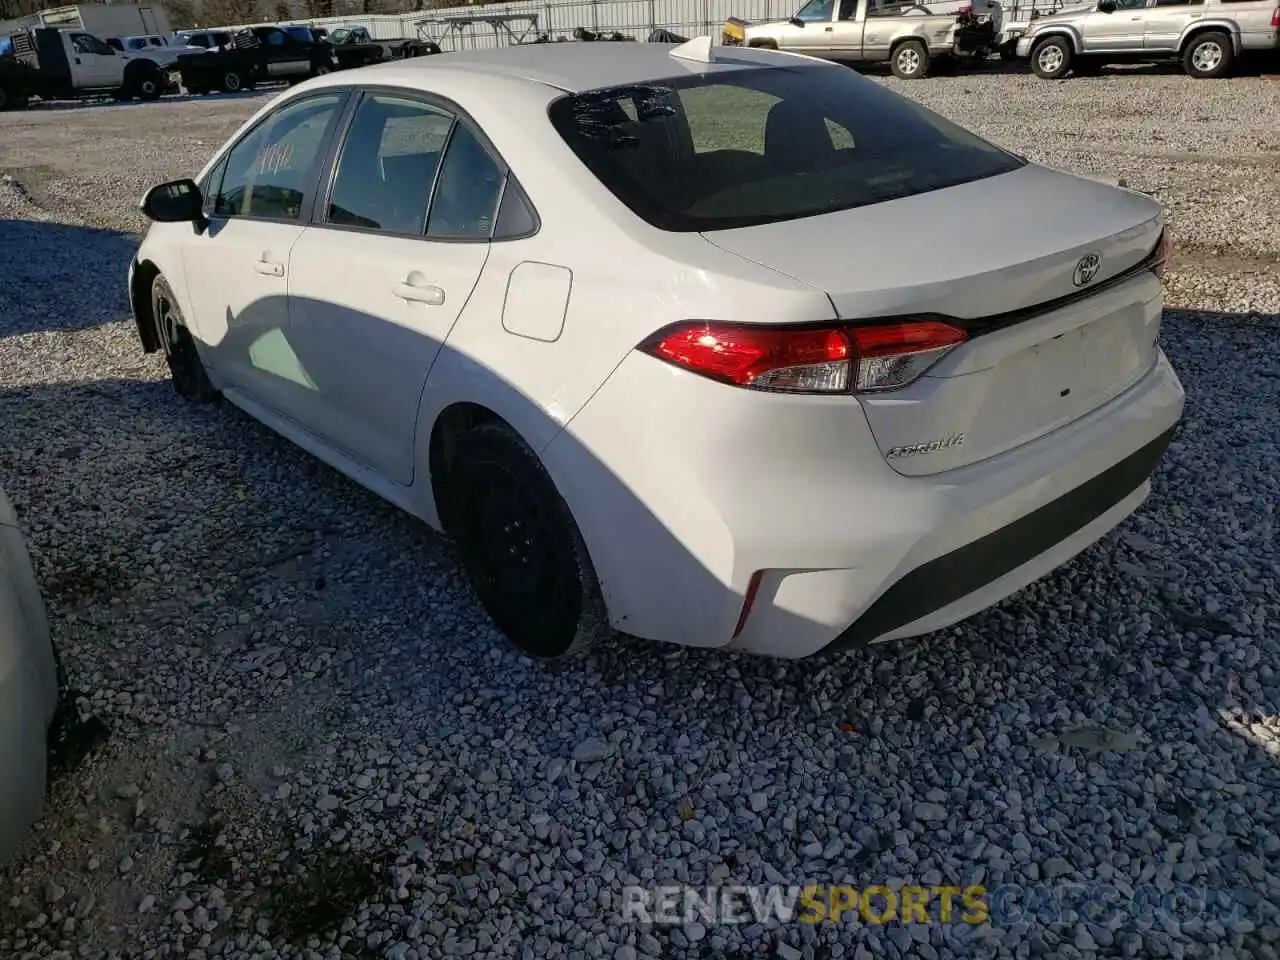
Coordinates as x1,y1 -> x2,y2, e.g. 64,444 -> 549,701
445,421 -> 608,661
1182,30 -> 1233,78
1031,36 -> 1072,79
126,63 -> 164,101
890,39 -> 930,79
151,275 -> 219,404
220,69 -> 245,93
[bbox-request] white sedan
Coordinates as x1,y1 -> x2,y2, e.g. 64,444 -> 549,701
129,39 -> 1184,661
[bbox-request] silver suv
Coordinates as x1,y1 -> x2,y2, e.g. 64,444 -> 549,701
1015,0 -> 1280,78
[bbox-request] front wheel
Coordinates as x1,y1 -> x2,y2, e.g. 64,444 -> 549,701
891,40 -> 930,79
151,274 -> 219,404
445,422 -> 608,661
1031,37 -> 1072,79
1182,31 -> 1233,78
220,69 -> 247,93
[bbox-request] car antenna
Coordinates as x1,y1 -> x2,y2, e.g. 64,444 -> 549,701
669,35 -> 716,63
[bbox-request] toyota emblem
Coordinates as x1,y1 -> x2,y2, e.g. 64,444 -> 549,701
1073,253 -> 1102,287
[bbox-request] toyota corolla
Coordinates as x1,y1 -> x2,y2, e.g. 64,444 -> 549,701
128,39 -> 1184,661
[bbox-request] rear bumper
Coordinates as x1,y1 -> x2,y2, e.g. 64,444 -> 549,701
546,348 -> 1184,658
827,422 -> 1173,650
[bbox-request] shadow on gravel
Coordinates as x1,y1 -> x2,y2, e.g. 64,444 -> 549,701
0,219 -> 137,339
0,302 -> 1275,953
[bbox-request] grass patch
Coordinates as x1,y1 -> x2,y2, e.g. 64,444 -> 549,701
181,819 -> 235,884
262,844 -> 387,943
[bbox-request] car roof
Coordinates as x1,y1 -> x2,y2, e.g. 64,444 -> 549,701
343,41 -> 821,94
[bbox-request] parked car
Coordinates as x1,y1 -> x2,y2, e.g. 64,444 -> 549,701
321,24 -> 441,68
105,33 -> 167,51
0,482 -> 60,863
1015,0 -> 1280,78
171,29 -> 233,52
175,25 -> 337,94
724,0 -> 1002,77
127,41 -> 1184,661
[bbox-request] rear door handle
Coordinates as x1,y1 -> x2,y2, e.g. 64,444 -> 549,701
393,279 -> 445,306
254,259 -> 285,277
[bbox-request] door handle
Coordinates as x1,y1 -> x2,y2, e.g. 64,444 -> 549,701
393,279 -> 445,305
254,259 -> 284,277
825,25 -> 833,30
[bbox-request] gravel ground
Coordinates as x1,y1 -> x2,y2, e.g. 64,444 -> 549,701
1,67 -> 1278,960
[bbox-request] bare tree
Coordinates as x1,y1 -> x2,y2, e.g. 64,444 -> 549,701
164,0 -> 199,29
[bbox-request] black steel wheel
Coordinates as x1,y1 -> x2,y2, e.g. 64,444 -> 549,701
446,422 -> 607,660
152,274 -> 219,404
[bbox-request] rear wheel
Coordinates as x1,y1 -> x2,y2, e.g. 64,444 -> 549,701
1182,31 -> 1233,78
126,64 -> 164,101
445,422 -> 607,661
151,274 -> 218,404
891,39 -> 930,78
1031,37 -> 1072,79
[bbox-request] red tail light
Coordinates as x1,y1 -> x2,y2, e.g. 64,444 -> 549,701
637,320 -> 967,395
1152,229 -> 1172,280
1271,6 -> 1279,26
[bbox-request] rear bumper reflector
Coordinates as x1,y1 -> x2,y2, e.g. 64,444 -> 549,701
827,425 -> 1177,650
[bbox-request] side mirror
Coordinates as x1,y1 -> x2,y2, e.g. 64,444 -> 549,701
141,178 -> 206,227
1098,0 -> 1116,11
789,16 -> 807,26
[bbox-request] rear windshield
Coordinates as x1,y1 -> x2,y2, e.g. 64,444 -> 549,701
547,64 -> 1025,232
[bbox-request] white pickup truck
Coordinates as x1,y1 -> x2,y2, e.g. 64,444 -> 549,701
0,26 -> 188,108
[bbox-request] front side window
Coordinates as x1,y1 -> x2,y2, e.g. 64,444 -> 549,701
426,123 -> 505,240
212,93 -> 344,221
327,94 -> 455,235
795,0 -> 836,19
71,33 -> 113,55
548,65 -> 1024,232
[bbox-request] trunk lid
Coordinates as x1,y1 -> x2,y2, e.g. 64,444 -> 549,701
701,164 -> 1165,476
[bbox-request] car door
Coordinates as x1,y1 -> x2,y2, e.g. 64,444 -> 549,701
67,33 -> 122,86
179,90 -> 349,417
1080,0 -> 1151,50
860,0 -> 900,57
284,92 -> 503,484
783,0 -> 838,50
262,28 -> 312,80
828,0 -> 868,55
1143,0 -> 1205,48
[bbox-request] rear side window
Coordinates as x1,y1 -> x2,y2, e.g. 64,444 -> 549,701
548,65 -> 1024,232
426,123 -> 505,240
327,94 -> 454,235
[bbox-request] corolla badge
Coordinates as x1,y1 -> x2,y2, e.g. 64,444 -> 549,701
886,434 -> 966,459
1073,252 -> 1102,287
